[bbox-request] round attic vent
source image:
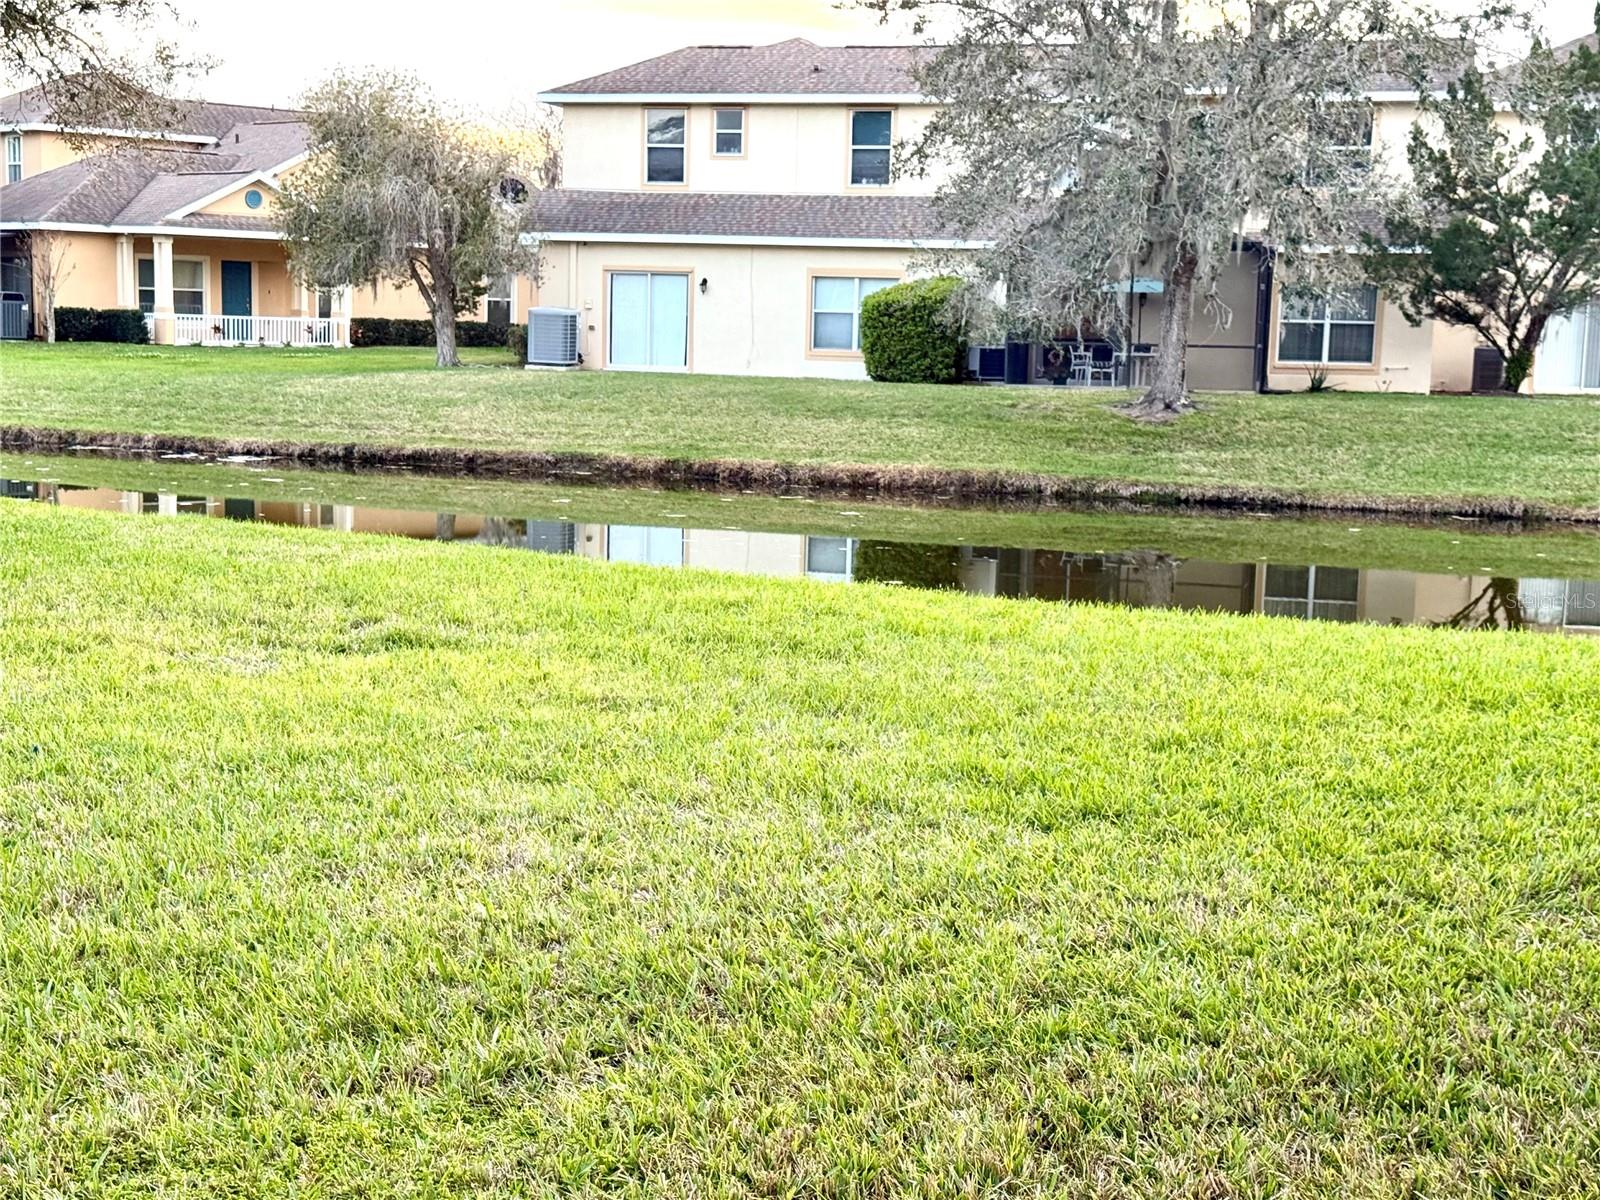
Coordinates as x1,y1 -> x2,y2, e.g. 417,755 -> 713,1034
244,188 -> 264,210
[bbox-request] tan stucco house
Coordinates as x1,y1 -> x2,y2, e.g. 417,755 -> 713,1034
529,36 -> 1597,393
0,84 -> 535,344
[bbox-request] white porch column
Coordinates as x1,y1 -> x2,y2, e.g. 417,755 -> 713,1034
150,235 -> 175,344
332,284 -> 353,347
114,235 -> 136,308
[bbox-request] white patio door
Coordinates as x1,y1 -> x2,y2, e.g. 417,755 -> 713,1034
609,271 -> 689,370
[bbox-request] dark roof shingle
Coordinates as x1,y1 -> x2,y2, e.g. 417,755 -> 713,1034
544,39 -> 928,96
529,188 -> 958,242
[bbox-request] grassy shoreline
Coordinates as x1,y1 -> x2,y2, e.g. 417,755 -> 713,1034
4,343 -> 1598,516
3,501 -> 1598,1195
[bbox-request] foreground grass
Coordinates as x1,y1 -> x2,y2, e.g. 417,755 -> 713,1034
3,502 -> 1599,1195
3,342 -> 1598,510
7,448 -> 1600,579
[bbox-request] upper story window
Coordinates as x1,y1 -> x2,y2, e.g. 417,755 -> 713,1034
645,107 -> 686,184
1306,107 -> 1373,184
849,109 -> 893,187
1278,284 -> 1378,364
713,108 -> 745,157
5,134 -> 21,184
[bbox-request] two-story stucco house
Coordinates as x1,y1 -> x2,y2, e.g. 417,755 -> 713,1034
531,36 -> 1600,394
0,84 -> 537,344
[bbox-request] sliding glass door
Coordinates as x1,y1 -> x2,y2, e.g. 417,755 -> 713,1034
609,271 -> 689,370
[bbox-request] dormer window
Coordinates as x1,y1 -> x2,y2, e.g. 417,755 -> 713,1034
849,109 -> 892,186
713,108 -> 745,157
645,108 -> 686,184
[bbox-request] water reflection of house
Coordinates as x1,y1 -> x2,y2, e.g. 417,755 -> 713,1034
12,484 -> 1599,634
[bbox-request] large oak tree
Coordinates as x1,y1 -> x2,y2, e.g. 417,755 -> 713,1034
868,0 -> 1493,417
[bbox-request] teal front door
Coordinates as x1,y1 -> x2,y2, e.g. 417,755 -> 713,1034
220,261 -> 252,316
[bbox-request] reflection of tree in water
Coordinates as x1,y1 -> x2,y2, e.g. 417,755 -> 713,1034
1435,577 -> 1527,632
434,512 -> 457,541
474,517 -> 524,547
1067,550 -> 1178,609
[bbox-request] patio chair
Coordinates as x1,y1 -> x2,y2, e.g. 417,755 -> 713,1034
1068,348 -> 1094,386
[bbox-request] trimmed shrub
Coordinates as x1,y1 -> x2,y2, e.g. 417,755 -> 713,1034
52,306 -> 149,343
506,323 -> 528,361
350,316 -> 511,348
860,276 -> 967,384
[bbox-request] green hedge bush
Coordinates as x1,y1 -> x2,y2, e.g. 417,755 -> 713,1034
860,276 -> 967,384
506,323 -> 528,361
52,307 -> 150,343
853,541 -> 963,590
349,317 -> 510,348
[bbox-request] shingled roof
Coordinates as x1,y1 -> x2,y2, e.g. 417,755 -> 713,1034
0,119 -> 311,231
0,80 -> 298,138
542,39 -> 929,97
529,189 -> 968,244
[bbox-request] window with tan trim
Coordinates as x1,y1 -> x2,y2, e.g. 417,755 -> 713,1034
810,276 -> 895,352
849,109 -> 892,186
1278,284 -> 1378,364
5,134 -> 21,184
644,108 -> 686,184
713,108 -> 745,156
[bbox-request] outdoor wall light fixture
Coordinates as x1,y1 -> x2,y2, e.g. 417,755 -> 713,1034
699,277 -> 708,295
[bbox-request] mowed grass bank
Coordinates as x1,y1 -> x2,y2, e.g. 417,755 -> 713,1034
2,501 -> 1599,1196
3,342 -> 1599,511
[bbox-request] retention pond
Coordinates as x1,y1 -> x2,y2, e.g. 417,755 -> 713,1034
4,449 -> 1598,635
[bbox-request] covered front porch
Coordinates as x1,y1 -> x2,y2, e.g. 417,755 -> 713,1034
125,232 -> 352,348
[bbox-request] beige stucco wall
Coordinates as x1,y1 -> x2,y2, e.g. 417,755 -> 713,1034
40,232 -> 121,309
1125,255 -> 1265,391
1264,281 -> 1437,394
537,239 -> 916,378
560,103 -> 946,195
349,273 -> 538,324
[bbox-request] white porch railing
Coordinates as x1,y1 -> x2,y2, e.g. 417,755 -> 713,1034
144,312 -> 347,347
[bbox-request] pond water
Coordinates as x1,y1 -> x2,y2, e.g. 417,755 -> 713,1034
4,450 -> 1599,636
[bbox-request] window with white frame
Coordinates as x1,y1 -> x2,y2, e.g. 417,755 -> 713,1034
1517,579 -> 1600,630
849,109 -> 892,186
805,537 -> 855,582
486,273 -> 512,326
1263,564 -> 1359,622
5,134 -> 21,183
1306,106 -> 1373,183
810,276 -> 895,353
713,108 -> 744,156
1277,284 -> 1378,364
644,108 -> 686,184
136,257 -> 205,314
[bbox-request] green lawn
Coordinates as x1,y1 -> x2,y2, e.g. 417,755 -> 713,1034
3,500 -> 1598,1196
4,342 -> 1598,512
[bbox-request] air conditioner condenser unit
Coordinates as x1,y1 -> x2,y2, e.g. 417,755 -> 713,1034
526,306 -> 580,367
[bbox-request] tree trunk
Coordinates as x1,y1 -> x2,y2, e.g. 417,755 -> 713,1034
431,292 -> 460,368
423,245 -> 461,369
1502,312 -> 1549,394
1127,249 -> 1197,418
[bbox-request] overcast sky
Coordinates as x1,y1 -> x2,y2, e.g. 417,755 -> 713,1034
58,0 -> 1600,113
